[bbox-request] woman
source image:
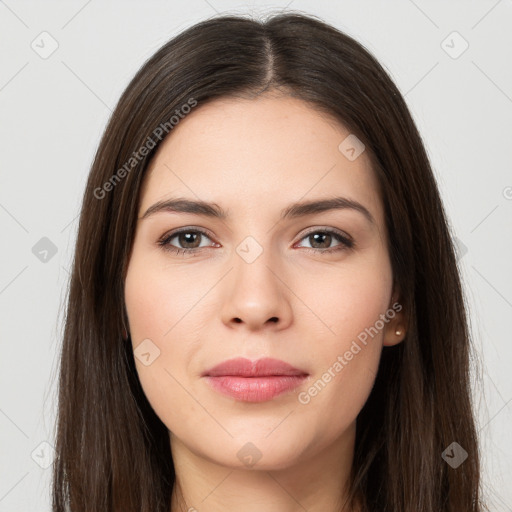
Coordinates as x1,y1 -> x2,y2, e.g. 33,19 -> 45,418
52,11 -> 486,512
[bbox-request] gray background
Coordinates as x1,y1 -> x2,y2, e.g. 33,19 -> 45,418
1,0 -> 511,510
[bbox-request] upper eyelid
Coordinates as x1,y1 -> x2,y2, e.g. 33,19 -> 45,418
297,226 -> 352,240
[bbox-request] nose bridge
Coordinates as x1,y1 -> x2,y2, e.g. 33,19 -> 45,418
220,232 -> 292,329
233,233 -> 281,301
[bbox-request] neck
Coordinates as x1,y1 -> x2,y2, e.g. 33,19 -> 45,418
169,421 -> 361,512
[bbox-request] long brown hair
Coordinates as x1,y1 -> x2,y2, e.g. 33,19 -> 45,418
52,11 -> 486,511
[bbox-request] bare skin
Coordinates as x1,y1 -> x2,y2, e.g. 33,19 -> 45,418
124,91 -> 406,512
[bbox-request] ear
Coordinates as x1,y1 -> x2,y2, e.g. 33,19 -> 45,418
382,285 -> 406,347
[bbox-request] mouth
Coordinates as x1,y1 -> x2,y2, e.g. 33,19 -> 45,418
202,357 -> 309,402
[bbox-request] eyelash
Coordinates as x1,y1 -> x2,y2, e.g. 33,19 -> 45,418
157,227 -> 354,257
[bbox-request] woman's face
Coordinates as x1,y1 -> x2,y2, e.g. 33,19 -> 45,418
124,93 -> 404,470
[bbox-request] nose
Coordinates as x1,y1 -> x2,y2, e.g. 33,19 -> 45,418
220,248 -> 293,332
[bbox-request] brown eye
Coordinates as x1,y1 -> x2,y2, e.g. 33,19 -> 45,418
158,228 -> 216,255
296,229 -> 354,254
308,232 -> 332,249
174,232 -> 203,249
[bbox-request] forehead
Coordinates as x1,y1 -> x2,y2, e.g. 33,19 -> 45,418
138,94 -> 384,228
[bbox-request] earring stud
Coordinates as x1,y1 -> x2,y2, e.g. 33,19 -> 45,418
395,328 -> 402,336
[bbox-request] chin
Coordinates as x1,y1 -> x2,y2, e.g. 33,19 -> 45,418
196,430 -> 310,471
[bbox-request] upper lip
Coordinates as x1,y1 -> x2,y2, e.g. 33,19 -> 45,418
202,357 -> 308,377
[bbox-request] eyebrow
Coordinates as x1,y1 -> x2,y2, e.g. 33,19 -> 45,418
140,196 -> 375,225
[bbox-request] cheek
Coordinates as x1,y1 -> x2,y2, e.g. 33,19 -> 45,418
124,252 -> 210,431
296,258 -> 391,422
124,251 -> 202,342
300,254 -> 392,350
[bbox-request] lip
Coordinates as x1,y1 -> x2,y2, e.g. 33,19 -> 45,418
202,357 -> 309,402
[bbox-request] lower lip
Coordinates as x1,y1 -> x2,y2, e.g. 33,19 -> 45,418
204,375 -> 308,402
